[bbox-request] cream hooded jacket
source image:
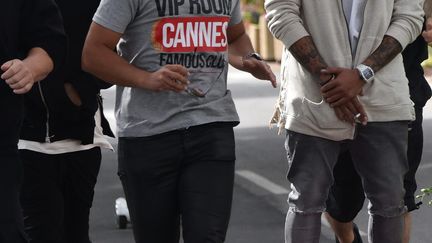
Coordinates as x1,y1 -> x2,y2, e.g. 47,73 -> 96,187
265,0 -> 424,141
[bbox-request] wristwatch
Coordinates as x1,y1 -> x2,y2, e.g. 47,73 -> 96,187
244,52 -> 263,61
355,64 -> 374,83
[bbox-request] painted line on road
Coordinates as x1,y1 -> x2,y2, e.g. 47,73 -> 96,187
236,170 -> 289,195
236,169 -> 368,239
419,163 -> 432,170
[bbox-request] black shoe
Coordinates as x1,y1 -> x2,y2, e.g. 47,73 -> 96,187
335,223 -> 363,243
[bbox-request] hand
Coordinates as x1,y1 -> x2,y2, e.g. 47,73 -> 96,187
242,57 -> 277,88
1,59 -> 36,94
143,64 -> 190,92
333,97 -> 368,125
422,17 -> 432,43
320,67 -> 365,107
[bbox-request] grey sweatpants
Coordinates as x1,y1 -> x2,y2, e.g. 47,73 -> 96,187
284,122 -> 408,243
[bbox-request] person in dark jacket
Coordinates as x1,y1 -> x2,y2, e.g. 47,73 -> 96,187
324,22 -> 432,243
17,0 -> 114,242
0,0 -> 66,242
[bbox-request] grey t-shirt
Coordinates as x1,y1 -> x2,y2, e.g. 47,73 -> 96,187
93,0 -> 242,137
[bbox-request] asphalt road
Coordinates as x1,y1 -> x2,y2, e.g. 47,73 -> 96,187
91,64 -> 432,243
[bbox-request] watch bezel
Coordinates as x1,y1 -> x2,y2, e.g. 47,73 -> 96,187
356,64 -> 374,82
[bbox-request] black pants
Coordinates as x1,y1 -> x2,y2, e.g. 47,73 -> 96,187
0,86 -> 27,243
326,107 -> 424,222
19,147 -> 101,243
118,122 -> 236,243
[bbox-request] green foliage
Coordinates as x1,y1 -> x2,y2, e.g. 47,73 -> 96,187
416,187 -> 432,206
241,0 -> 264,24
243,11 -> 260,24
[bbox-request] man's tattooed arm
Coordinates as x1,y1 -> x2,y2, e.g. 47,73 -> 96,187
289,36 -> 331,83
289,36 -> 368,124
362,35 -> 403,73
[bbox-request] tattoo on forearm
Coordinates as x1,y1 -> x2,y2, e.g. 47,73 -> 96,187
363,36 -> 402,73
289,36 -> 327,76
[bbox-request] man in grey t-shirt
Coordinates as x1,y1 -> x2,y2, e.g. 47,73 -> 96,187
82,0 -> 276,241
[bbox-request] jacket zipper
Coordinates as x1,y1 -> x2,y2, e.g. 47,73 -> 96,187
339,0 -> 368,66
339,0 -> 354,64
37,82 -> 53,143
339,0 -> 358,139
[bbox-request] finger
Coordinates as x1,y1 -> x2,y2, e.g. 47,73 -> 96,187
1,61 -> 19,80
9,75 -> 32,90
165,79 -> 187,92
166,65 -> 189,77
320,79 -> 338,93
352,98 -> 368,125
330,97 -> 349,107
325,92 -> 343,103
266,66 -> 277,88
322,86 -> 342,100
340,105 -> 354,124
270,74 -> 277,88
168,71 -> 190,85
345,101 -> 358,115
5,70 -> 27,85
1,60 -> 14,72
13,82 -> 33,94
321,67 -> 343,75
334,107 -> 347,122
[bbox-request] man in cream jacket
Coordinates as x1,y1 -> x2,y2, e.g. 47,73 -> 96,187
265,0 -> 424,242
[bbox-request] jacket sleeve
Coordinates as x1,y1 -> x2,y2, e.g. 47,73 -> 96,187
20,0 -> 66,70
264,0 -> 309,49
386,0 -> 425,49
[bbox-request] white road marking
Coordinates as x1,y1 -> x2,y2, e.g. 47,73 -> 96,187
419,163 -> 432,170
236,170 -> 289,195
236,169 -> 369,239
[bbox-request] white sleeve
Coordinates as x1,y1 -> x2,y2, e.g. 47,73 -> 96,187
264,0 -> 310,48
386,0 -> 425,48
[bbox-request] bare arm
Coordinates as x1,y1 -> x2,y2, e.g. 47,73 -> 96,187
1,47 -> 53,94
289,36 -> 333,83
363,36 -> 403,73
227,22 -> 277,87
82,22 -> 189,92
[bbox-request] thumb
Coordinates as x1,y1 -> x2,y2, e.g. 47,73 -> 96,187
1,60 -> 14,72
321,67 -> 343,75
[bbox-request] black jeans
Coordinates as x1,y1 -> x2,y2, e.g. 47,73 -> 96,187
19,147 -> 101,243
0,86 -> 27,243
118,122 -> 236,243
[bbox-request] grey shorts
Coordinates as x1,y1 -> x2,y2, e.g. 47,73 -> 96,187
285,121 -> 409,218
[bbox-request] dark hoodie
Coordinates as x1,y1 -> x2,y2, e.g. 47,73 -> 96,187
20,0 -> 114,145
0,0 -> 66,145
402,24 -> 432,108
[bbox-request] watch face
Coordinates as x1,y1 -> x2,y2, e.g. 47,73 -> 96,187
357,64 -> 374,82
363,68 -> 374,80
